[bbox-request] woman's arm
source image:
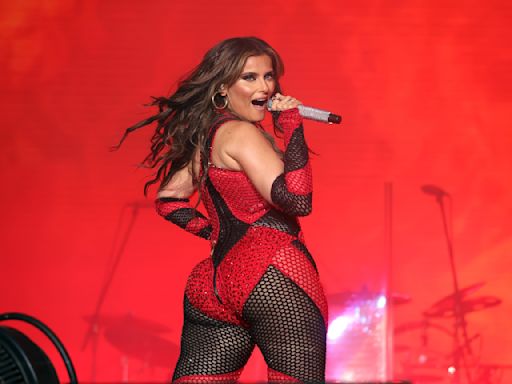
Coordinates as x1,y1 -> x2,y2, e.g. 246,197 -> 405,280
154,158 -> 212,239
269,107 -> 312,216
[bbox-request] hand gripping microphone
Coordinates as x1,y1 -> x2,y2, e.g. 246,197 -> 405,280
267,100 -> 342,124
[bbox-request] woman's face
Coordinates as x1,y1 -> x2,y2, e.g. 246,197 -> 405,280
222,55 -> 276,122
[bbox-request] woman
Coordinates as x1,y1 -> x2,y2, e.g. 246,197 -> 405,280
119,37 -> 328,383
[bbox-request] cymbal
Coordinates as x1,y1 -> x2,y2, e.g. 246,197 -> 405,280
425,282 -> 485,314
104,326 -> 179,367
328,291 -> 411,306
424,295 -> 502,318
83,313 -> 171,334
394,320 -> 453,336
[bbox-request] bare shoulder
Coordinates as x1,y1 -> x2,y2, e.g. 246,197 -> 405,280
219,120 -> 263,137
216,120 -> 269,149
211,119 -> 278,171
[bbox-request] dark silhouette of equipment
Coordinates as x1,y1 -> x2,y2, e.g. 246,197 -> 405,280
391,185 -> 506,384
83,313 -> 178,369
0,312 -> 77,384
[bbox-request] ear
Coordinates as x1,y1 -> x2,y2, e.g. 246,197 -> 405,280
219,84 -> 227,96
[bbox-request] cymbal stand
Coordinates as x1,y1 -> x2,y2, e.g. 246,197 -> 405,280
432,193 -> 473,383
81,203 -> 144,381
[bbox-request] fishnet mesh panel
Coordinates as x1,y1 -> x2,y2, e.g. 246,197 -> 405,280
173,297 -> 254,381
271,109 -> 313,217
283,127 -> 309,172
291,239 -> 318,272
155,197 -> 212,239
253,209 -> 300,236
242,266 -> 326,383
271,175 -> 312,217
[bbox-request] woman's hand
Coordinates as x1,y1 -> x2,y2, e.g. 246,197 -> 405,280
269,93 -> 301,111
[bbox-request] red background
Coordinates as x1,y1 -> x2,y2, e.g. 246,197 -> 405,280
1,0 -> 511,382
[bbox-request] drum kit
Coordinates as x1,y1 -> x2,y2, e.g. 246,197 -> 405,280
390,282 -> 507,384
327,283 -> 507,384
389,186 -> 511,383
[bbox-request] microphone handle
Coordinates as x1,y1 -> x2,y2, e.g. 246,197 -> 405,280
267,100 -> 342,124
298,105 -> 342,124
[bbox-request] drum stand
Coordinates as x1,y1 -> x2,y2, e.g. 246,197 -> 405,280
427,192 -> 473,383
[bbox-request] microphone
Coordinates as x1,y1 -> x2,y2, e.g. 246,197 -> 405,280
267,100 -> 342,124
421,184 -> 450,197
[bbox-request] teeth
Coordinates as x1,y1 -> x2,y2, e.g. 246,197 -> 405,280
252,99 -> 266,106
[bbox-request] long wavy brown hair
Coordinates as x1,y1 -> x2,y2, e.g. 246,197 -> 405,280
114,37 -> 285,195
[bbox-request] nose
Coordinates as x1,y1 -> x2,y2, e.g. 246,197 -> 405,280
258,77 -> 270,93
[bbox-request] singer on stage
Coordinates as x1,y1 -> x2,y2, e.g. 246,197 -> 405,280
117,37 -> 328,383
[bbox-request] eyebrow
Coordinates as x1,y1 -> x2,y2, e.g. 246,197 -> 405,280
241,70 -> 274,76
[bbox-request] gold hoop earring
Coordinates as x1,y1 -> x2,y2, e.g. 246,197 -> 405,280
212,92 -> 228,110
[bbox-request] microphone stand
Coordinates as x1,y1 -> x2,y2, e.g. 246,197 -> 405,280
433,194 -> 473,384
81,203 -> 144,381
384,182 -> 394,380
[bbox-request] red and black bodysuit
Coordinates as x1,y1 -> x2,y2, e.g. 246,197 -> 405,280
156,109 -> 328,383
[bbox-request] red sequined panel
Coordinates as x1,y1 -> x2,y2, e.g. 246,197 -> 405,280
199,181 -> 220,245
273,245 -> 329,327
215,226 -> 328,327
184,258 -> 243,326
268,367 -> 302,383
173,368 -> 243,383
215,227 -> 293,315
208,166 -> 270,224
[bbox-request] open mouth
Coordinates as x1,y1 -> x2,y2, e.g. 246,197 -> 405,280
251,99 -> 267,107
